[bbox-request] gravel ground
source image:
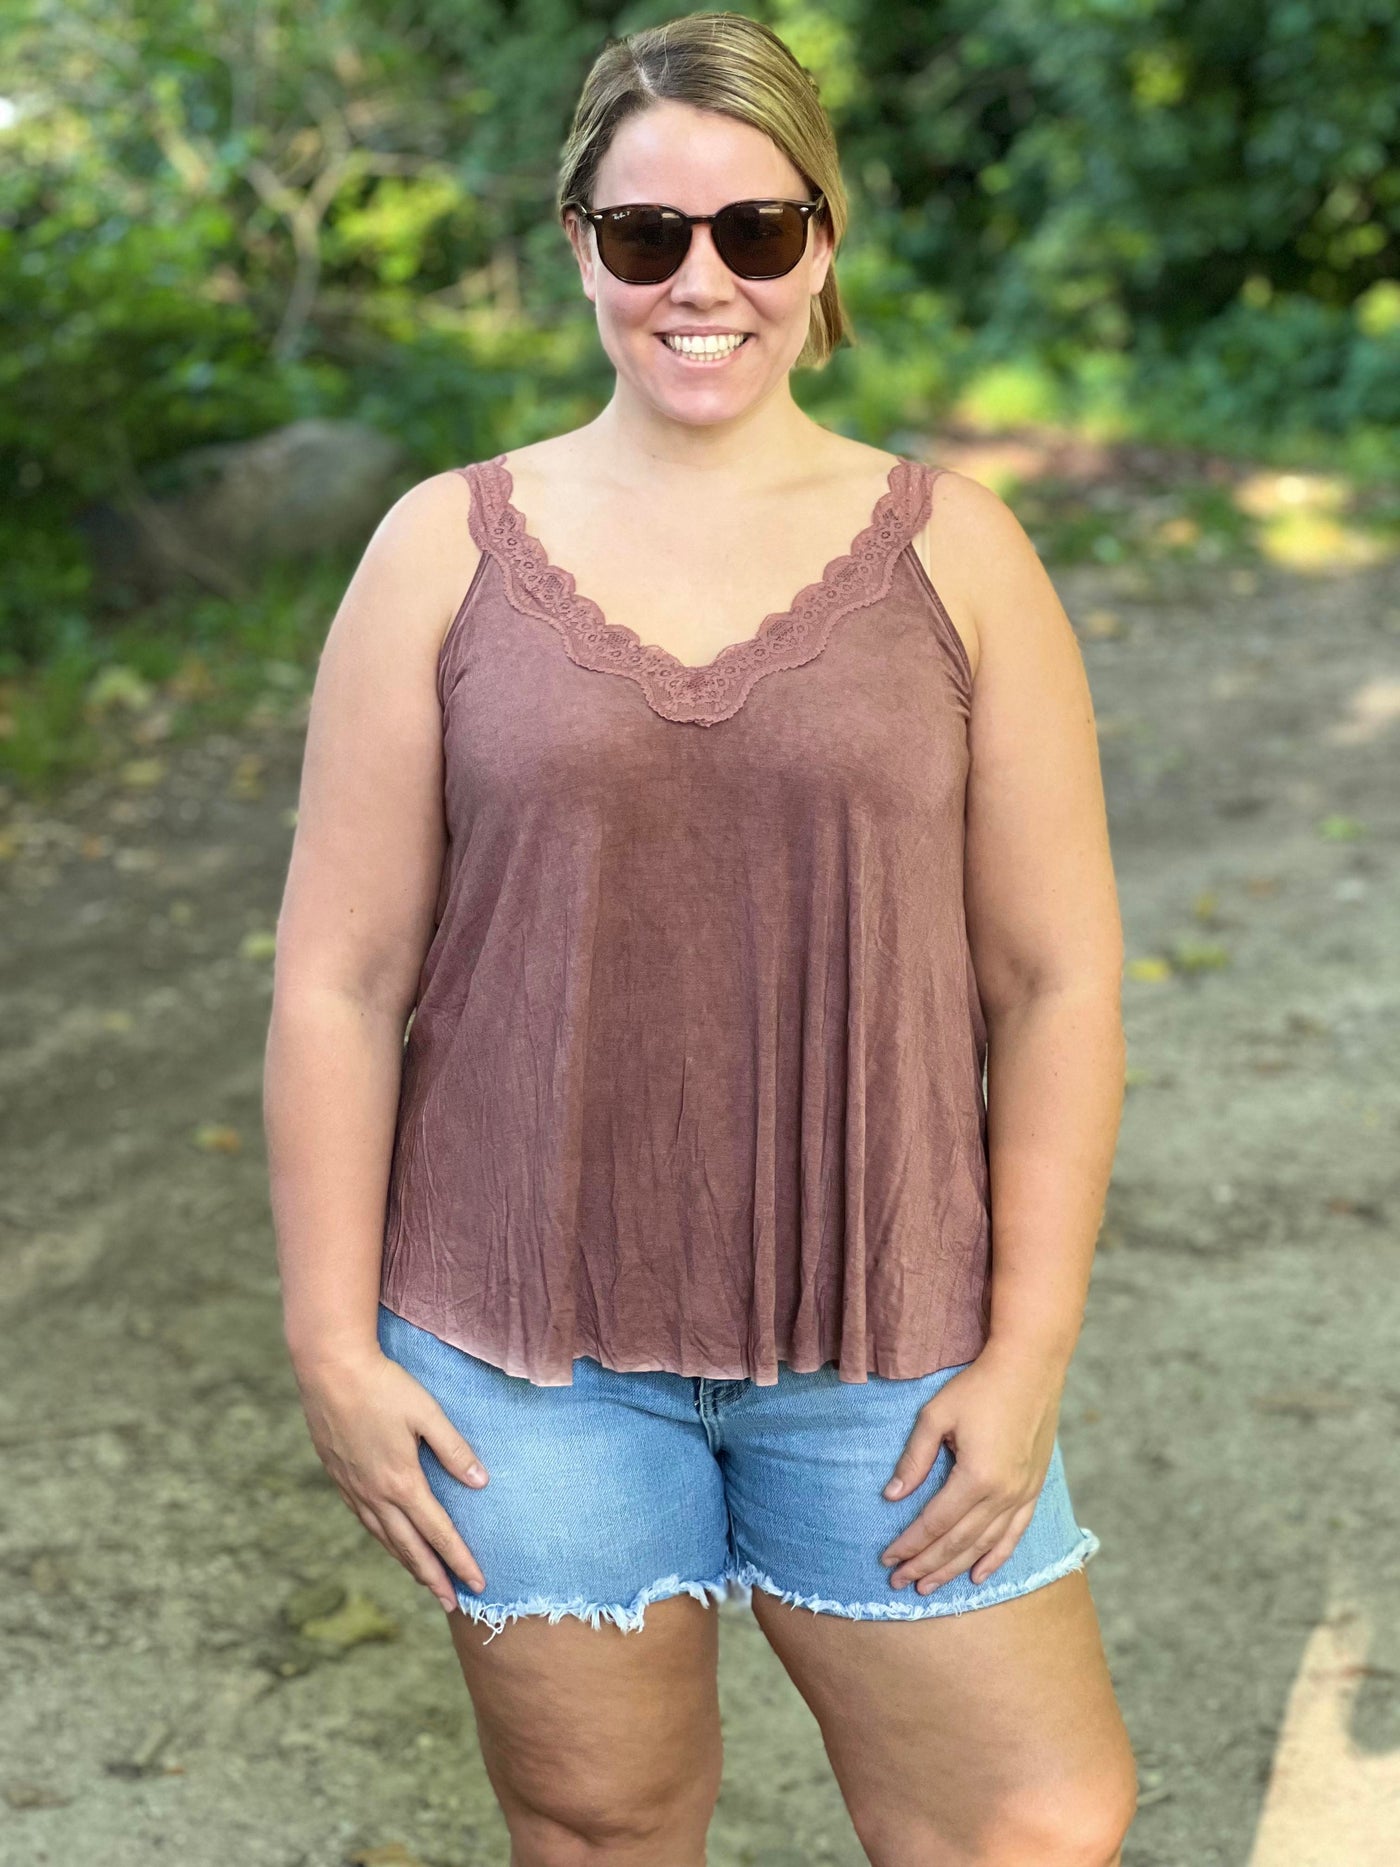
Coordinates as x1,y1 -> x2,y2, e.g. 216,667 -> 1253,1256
2,491 -> 1397,1866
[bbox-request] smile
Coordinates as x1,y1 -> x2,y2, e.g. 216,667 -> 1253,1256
658,333 -> 752,363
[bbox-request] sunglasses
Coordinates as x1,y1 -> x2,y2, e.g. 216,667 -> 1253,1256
565,194 -> 826,285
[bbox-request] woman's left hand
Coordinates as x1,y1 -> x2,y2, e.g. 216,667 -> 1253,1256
877,1338 -> 1067,1593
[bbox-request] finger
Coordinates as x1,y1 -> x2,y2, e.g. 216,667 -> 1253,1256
420,1410 -> 489,1489
411,1486 -> 490,1596
882,1412 -> 950,1501
880,1461 -> 990,1567
963,1535 -> 1015,1589
905,1483 -> 1042,1589
377,1500 -> 472,1607
359,1501 -> 453,1605
968,1501 -> 1038,1586
375,1498 -> 479,1608
913,1528 -> 1002,1594
900,1492 -> 1036,1592
889,1500 -> 1005,1590
341,1465 -> 488,1600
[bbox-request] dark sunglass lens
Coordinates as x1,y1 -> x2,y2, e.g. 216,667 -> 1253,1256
714,202 -> 806,279
598,206 -> 687,282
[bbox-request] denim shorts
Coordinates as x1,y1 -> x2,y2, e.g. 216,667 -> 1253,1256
376,1304 -> 1100,1643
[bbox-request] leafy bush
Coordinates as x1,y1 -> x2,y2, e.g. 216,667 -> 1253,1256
3,0 -> 1396,669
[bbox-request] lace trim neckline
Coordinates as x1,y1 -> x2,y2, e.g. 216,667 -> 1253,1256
464,451 -> 933,726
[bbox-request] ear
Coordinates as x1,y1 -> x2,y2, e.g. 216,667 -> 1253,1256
564,208 -> 598,307
809,211 -> 835,299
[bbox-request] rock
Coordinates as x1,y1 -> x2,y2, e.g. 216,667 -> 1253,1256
75,418 -> 414,604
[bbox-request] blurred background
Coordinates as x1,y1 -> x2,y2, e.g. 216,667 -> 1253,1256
2,4 -> 1397,1864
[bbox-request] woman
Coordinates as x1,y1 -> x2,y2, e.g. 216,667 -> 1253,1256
265,12 -> 1138,1864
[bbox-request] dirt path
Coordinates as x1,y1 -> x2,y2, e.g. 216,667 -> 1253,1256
2,514 -> 1397,1865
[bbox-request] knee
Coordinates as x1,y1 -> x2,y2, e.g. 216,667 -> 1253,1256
502,1762 -> 720,1865
974,1768 -> 1139,1867
507,1808 -> 691,1865
507,1807 -> 709,1866
858,1768 -> 1137,1867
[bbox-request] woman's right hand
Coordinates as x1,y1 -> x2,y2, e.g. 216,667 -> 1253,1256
291,1344 -> 490,1611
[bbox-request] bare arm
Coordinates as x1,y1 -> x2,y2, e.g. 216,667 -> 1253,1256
261,470 -> 500,1611
865,474 -> 1127,1591
264,468 -> 478,1375
943,472 -> 1126,1379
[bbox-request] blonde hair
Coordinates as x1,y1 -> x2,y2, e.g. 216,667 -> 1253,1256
556,11 -> 855,369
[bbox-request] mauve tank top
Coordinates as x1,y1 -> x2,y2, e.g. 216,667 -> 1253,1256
378,450 -> 992,1386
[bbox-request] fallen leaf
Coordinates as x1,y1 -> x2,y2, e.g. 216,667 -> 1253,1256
230,753 -> 265,800
193,1124 -> 241,1154
283,1580 -> 349,1631
86,665 -> 156,715
1126,956 -> 1173,983
1317,814 -> 1366,841
1168,936 -> 1230,972
300,1591 -> 400,1650
120,757 -> 166,790
1082,608 -> 1124,638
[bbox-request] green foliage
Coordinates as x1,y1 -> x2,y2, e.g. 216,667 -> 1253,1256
1131,291 -> 1400,451
843,0 -> 1398,335
0,549 -> 350,793
2,0 -> 1396,680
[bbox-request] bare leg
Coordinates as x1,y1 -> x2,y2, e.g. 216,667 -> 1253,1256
447,1591 -> 724,1866
749,1567 -> 1138,1866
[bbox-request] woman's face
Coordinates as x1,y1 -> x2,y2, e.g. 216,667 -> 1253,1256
566,98 -> 834,428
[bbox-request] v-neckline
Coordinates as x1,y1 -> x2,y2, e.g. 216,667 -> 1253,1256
464,451 -> 932,727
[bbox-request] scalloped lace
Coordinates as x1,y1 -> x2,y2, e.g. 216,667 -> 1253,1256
463,453 -> 935,726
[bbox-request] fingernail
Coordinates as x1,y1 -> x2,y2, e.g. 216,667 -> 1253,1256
466,1464 -> 487,1485
884,1478 -> 904,1497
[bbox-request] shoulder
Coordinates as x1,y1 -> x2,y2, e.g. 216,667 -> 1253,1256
793,439 -> 992,678
912,467 -> 1056,684
377,463 -> 482,546
810,435 -> 909,493
359,466 -> 490,658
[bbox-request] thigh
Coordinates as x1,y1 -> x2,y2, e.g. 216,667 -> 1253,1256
749,1566 -> 1136,1865
375,1306 -> 734,1629
451,1592 -> 724,1856
720,1362 -> 1133,1860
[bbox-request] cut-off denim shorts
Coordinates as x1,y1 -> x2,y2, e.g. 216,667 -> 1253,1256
376,1304 -> 1100,1644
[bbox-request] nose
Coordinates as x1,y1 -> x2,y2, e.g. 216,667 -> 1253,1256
667,222 -> 738,301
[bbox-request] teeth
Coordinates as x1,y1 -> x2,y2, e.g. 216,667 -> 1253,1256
662,333 -> 747,356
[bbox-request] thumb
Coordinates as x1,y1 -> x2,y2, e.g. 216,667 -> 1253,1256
884,1401 -> 952,1499
420,1406 -> 488,1487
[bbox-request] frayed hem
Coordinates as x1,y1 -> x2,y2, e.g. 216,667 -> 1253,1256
733,1527 -> 1101,1621
451,1569 -> 737,1644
